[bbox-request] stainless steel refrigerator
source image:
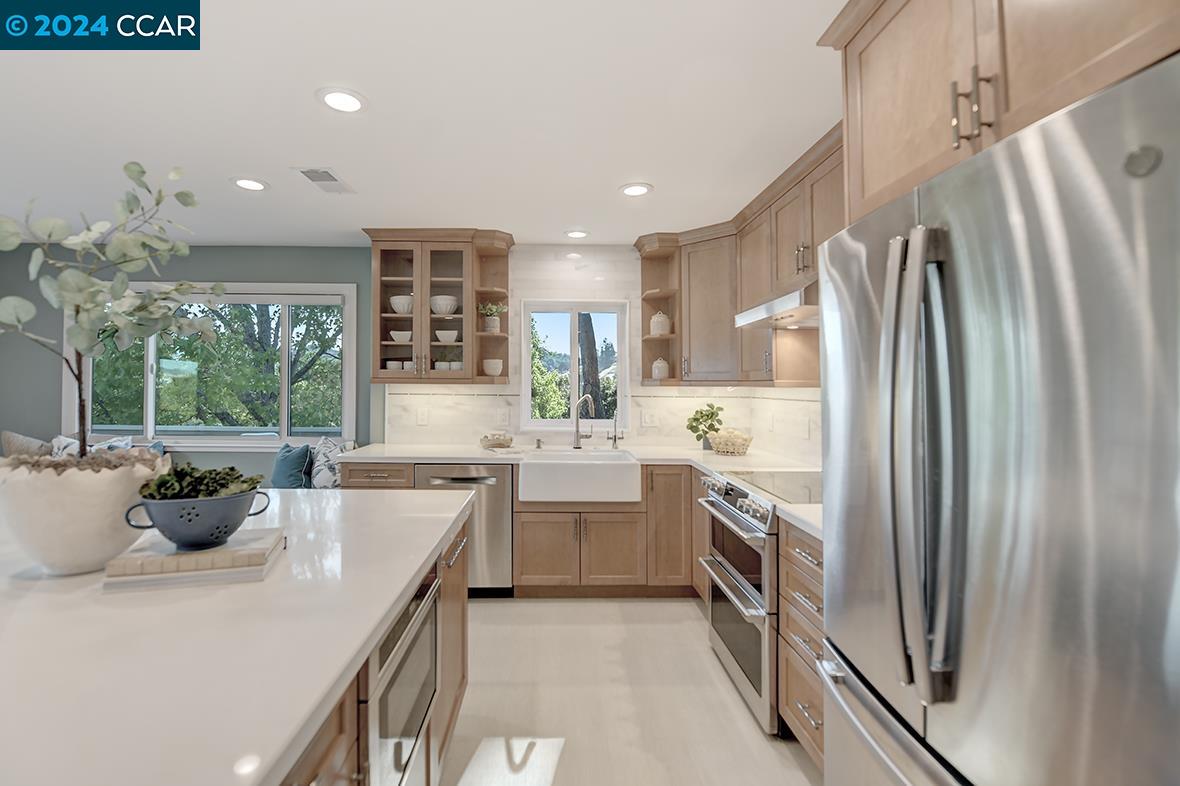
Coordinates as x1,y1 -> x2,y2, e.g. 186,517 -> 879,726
817,51 -> 1180,786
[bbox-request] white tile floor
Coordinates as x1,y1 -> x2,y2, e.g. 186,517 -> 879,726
440,598 -> 823,786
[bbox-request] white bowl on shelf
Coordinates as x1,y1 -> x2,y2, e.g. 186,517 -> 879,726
430,295 -> 459,315
389,330 -> 412,343
436,329 -> 459,343
389,295 -> 414,314
384,360 -> 400,370
482,359 -> 504,377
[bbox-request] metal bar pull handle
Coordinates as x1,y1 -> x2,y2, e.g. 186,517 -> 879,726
795,701 -> 823,730
950,80 -> 967,150
895,225 -> 937,705
429,476 -> 498,486
877,234 -> 913,688
923,244 -> 963,679
968,65 -> 994,140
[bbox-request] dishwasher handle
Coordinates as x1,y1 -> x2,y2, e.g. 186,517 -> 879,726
428,476 -> 498,486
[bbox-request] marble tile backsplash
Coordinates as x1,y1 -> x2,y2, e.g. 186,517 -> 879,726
379,244 -> 822,467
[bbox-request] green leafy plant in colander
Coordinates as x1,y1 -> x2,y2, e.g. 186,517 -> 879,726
686,403 -> 723,442
139,463 -> 263,500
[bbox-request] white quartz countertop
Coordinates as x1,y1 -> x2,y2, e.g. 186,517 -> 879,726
0,488 -> 475,786
339,442 -> 823,537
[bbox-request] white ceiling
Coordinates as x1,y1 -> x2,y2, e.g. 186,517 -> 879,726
0,0 -> 844,246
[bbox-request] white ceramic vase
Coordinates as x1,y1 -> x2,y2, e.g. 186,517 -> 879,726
0,454 -> 169,576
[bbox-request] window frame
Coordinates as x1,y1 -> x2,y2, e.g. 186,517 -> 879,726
61,282 -> 356,452
520,299 -> 629,431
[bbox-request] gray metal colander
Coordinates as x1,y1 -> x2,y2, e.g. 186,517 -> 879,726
125,490 -> 270,551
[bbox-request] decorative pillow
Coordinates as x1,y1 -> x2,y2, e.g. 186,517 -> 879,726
1,431 -> 52,458
50,434 -> 134,457
270,443 -> 314,489
310,436 -> 345,489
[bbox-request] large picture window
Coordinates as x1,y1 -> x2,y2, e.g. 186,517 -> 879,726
523,301 -> 627,429
73,284 -> 355,448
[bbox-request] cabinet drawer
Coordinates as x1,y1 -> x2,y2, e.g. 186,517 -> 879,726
783,526 -> 823,586
782,643 -> 824,765
281,679 -> 359,786
780,597 -> 824,671
785,567 -> 824,632
341,462 -> 414,488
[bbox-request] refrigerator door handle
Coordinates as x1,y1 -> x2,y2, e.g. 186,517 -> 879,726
895,225 -> 937,705
923,259 -> 960,677
877,233 -> 914,688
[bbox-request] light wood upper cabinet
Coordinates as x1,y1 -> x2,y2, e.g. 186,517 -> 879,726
840,0 -> 979,220
513,512 -> 580,586
436,523 -> 469,756
421,243 -> 473,381
737,209 -> 773,311
646,466 -> 692,586
975,0 -> 1180,138
771,182 -> 809,298
739,327 -> 774,382
806,150 -> 846,252
680,237 -> 740,382
581,513 -> 647,586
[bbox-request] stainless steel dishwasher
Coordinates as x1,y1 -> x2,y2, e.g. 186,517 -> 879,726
413,464 -> 512,591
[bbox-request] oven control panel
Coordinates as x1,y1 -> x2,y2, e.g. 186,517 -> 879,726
702,471 -> 775,533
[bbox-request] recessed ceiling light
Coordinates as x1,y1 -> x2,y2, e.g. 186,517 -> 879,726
566,252 -> 582,259
318,88 -> 365,113
620,182 -> 653,197
785,324 -> 800,330
233,178 -> 267,191
566,230 -> 588,239
593,276 -> 605,281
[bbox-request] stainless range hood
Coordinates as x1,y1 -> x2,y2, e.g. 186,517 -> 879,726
734,289 -> 819,330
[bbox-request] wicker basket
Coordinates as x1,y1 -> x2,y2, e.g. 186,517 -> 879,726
479,433 -> 513,449
709,428 -> 752,456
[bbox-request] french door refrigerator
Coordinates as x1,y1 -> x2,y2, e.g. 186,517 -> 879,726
817,51 -> 1180,786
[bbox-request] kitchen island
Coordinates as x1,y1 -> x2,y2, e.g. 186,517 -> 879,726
0,488 -> 474,786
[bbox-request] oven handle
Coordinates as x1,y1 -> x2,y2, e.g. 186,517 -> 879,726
700,556 -> 767,622
372,577 -> 441,697
697,498 -> 767,547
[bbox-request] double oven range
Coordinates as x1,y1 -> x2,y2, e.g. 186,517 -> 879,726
697,473 -> 779,733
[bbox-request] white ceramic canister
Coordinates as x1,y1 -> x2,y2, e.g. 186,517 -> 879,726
650,311 -> 672,336
651,357 -> 670,380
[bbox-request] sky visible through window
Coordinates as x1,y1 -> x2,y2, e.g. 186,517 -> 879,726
533,312 -> 618,355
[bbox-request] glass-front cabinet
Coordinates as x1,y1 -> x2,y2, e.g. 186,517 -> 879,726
368,230 -> 513,385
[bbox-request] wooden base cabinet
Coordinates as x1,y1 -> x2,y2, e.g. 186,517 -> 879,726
690,469 -> 710,600
777,518 -> 825,772
646,465 -> 692,586
580,513 -> 648,585
513,512 -> 648,587
280,678 -> 360,786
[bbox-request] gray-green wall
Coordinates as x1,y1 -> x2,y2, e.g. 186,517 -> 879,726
0,245 -> 375,470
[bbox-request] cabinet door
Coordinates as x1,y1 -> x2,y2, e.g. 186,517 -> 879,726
771,182 -> 809,298
436,524 -> 469,757
646,466 -> 692,586
739,327 -> 774,381
513,513 -> 580,585
421,243 -> 473,380
373,242 -> 422,381
805,149 -> 846,262
844,0 -> 978,220
737,209 -> 773,311
976,0 -> 1180,138
690,469 -> 710,600
580,513 -> 647,586
680,236 -> 740,381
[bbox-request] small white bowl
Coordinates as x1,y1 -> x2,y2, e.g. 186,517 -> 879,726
436,329 -> 459,343
482,359 -> 503,377
430,295 -> 459,315
389,295 -> 414,314
384,360 -> 400,370
389,330 -> 412,343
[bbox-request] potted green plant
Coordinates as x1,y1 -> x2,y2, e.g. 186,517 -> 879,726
0,162 -> 222,575
477,302 -> 508,333
127,464 -> 268,551
687,403 -> 724,451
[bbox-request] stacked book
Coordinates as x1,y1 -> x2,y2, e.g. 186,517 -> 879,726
104,527 -> 286,591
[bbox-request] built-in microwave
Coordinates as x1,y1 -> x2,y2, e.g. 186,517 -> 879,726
363,564 -> 440,786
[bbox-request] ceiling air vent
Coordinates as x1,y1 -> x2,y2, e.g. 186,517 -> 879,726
297,167 -> 355,194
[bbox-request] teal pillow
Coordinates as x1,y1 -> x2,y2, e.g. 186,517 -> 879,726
270,444 -> 313,489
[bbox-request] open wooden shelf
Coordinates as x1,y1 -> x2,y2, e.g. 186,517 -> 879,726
476,331 -> 508,339
475,287 -> 508,298
642,334 -> 676,341
430,341 -> 464,347
431,277 -> 465,283
380,341 -> 414,346
380,276 -> 414,283
430,313 -> 463,319
641,288 -> 678,301
641,378 -> 682,387
380,313 -> 414,319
